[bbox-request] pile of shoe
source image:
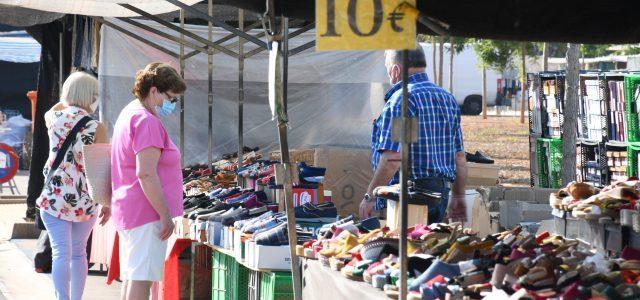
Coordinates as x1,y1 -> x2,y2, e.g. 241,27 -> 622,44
304,219 -> 640,299
550,181 -> 640,224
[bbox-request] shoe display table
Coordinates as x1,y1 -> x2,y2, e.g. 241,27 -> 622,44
301,258 -> 387,300
551,209 -> 640,253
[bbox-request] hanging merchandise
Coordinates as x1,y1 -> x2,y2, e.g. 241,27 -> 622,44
268,41 -> 287,123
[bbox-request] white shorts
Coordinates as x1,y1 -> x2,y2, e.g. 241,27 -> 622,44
118,221 -> 168,281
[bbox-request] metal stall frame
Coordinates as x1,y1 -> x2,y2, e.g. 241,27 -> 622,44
95,2 -> 435,300
94,3 -> 314,300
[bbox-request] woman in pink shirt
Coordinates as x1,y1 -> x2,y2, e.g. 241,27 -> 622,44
110,62 -> 186,300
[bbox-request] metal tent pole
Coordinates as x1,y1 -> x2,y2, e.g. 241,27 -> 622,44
398,49 -> 411,300
238,9 -> 245,168
207,0 -> 214,168
180,9 -> 185,165
269,16 -> 302,300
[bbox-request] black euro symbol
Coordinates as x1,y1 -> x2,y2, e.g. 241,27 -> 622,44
388,2 -> 408,32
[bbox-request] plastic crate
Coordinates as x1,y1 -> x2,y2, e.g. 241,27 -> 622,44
627,142 -> 640,178
578,74 -> 608,142
536,137 -> 563,188
212,251 -> 232,300
229,259 -> 250,300
248,270 -> 261,300
260,272 -> 293,300
577,139 -> 607,187
624,75 -> 640,142
529,134 -> 540,187
528,73 -> 544,136
604,142 -> 628,184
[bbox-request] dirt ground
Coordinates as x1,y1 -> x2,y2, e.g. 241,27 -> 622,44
461,115 -> 530,186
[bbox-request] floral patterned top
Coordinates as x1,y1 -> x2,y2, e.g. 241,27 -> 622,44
36,106 -> 99,222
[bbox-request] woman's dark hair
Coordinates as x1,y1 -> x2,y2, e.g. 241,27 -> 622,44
132,62 -> 186,100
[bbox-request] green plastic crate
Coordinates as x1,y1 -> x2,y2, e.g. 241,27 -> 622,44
229,259 -> 250,300
536,138 -> 563,188
628,142 -> 640,178
212,251 -> 232,300
212,251 -> 250,300
624,75 -> 640,142
260,272 -> 293,300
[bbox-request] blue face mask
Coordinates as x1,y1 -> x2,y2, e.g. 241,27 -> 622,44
156,99 -> 177,117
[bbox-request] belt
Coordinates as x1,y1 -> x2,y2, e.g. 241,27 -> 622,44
413,177 -> 451,190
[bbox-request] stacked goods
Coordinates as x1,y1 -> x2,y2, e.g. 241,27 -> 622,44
608,80 -> 627,142
543,79 -> 563,138
581,79 -> 605,141
607,149 -> 629,183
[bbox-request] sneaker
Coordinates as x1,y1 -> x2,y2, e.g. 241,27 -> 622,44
222,206 -> 268,226
208,207 -> 242,222
244,213 -> 285,234
295,203 -> 338,223
356,217 -> 381,232
254,223 -> 289,246
235,210 -> 274,230
298,161 -> 326,181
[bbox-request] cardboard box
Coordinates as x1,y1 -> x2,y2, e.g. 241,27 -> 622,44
269,149 -> 316,165
253,244 -> 291,271
270,147 -> 373,218
466,162 -> 500,188
313,147 -> 373,218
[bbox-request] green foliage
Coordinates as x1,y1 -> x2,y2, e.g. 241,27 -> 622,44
581,44 -> 612,58
472,39 -> 519,73
448,37 -> 469,54
614,45 -> 640,56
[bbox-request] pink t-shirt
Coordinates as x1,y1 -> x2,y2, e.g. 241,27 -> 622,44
110,106 -> 183,230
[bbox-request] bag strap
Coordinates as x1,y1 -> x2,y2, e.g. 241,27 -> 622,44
44,116 -> 93,185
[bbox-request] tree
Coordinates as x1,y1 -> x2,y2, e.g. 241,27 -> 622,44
516,42 -> 538,123
581,44 -> 612,58
472,39 -> 519,118
542,43 -> 549,71
563,43 -> 580,185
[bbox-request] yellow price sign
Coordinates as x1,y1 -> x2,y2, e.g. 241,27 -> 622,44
316,0 -> 417,51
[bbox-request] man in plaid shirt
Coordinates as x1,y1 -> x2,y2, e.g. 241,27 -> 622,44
359,46 -> 468,224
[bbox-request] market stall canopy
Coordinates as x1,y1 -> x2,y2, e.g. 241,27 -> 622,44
0,4 -> 63,27
215,0 -> 640,44
0,0 -> 200,17
0,31 -> 40,63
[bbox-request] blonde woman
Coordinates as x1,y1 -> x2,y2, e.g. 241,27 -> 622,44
111,63 -> 186,300
36,71 -> 110,300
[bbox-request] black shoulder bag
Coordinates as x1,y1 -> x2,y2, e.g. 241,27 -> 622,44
35,116 -> 93,230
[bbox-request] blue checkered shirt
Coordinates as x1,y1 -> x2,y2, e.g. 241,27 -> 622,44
371,73 -> 463,209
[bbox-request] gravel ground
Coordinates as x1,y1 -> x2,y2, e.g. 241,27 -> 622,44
461,115 -> 530,186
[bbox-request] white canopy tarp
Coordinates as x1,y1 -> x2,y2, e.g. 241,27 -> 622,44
98,19 -> 388,165
0,0 -> 200,17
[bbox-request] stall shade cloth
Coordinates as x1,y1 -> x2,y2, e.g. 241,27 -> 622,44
0,31 -> 40,63
98,18 -> 388,166
0,0 -> 201,17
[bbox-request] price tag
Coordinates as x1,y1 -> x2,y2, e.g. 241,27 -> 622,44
316,0 -> 417,51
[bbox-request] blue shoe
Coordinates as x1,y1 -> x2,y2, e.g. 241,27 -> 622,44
235,210 -> 274,230
298,162 -> 326,181
254,222 -> 289,246
356,217 -> 381,232
244,213 -> 285,234
295,203 -> 337,223
409,259 -> 460,291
